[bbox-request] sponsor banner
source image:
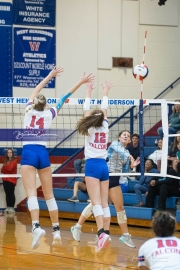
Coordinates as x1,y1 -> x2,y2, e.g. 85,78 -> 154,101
0,2 -> 12,25
13,28 -> 56,88
0,3 -> 13,97
0,98 -> 139,106
0,129 -> 72,141
13,0 -> 55,26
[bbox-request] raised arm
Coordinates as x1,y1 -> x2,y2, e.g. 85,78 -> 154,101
56,72 -> 94,113
29,66 -> 64,101
101,80 -> 114,119
83,81 -> 95,117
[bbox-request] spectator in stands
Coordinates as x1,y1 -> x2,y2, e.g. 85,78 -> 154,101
176,142 -> 180,161
168,131 -> 180,159
145,160 -> 180,210
74,157 -> 85,174
157,99 -> 180,144
126,133 -> 140,172
134,159 -> 158,207
168,131 -> 180,177
148,139 -> 162,172
138,211 -> 180,270
68,158 -> 88,202
1,149 -> 17,214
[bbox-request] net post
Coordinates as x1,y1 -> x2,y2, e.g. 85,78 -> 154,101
161,100 -> 169,176
139,99 -> 144,175
130,107 -> 134,134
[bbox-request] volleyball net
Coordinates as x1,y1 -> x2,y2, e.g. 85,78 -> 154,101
0,98 -> 179,180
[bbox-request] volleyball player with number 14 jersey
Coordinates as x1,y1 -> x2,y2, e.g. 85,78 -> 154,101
21,67 -> 94,249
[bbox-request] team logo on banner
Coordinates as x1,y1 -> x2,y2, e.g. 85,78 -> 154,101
29,42 -> 40,51
13,28 -> 56,88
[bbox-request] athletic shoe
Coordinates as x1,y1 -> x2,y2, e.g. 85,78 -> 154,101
8,207 -> 16,213
31,228 -> 46,249
52,230 -> 62,246
71,225 -> 82,241
119,234 -> 136,248
67,196 -> 79,202
96,233 -> 111,252
4,207 -> 10,213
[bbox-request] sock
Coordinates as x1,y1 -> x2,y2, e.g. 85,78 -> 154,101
32,220 -> 40,231
52,223 -> 60,232
76,223 -> 82,229
98,228 -> 104,237
123,233 -> 129,236
52,223 -> 59,227
104,230 -> 110,235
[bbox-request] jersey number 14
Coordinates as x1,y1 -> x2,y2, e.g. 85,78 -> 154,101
30,116 -> 44,128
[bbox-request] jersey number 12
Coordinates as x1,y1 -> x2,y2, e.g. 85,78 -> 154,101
94,132 -> 106,143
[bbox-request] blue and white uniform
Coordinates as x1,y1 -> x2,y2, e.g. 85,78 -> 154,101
138,236 -> 180,270
107,141 -> 131,188
21,101 -> 57,169
85,119 -> 109,181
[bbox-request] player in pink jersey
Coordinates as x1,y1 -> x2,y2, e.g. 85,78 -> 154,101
76,80 -> 113,252
21,67 -> 94,249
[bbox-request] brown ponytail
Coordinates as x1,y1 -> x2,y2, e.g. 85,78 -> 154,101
77,109 -> 104,136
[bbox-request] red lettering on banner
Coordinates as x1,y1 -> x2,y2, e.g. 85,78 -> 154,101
29,42 -> 40,51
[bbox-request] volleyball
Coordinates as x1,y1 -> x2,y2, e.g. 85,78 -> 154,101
133,64 -> 149,81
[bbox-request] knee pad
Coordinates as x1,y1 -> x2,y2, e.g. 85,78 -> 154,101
28,196 -> 39,211
93,205 -> 104,217
117,210 -> 127,224
46,198 -> 58,211
82,203 -> 93,218
103,207 -> 111,218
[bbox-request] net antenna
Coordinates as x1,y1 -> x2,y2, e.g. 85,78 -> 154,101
141,31 -> 147,99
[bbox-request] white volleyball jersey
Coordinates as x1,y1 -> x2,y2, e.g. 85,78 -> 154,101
84,119 -> 108,159
23,101 -> 57,146
138,236 -> 180,270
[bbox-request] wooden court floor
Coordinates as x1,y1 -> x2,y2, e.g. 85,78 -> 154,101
1,213 -> 180,270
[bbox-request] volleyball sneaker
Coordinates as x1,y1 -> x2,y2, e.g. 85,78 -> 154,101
68,196 -> 79,202
119,234 -> 136,248
96,233 -> 111,252
8,207 -> 16,213
71,225 -> 82,242
4,207 -> 10,213
31,227 -> 46,249
52,226 -> 61,246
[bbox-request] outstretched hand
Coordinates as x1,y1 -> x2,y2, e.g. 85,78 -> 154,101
49,66 -> 64,78
130,156 -> 140,168
86,80 -> 95,92
80,72 -> 95,85
101,79 -> 114,91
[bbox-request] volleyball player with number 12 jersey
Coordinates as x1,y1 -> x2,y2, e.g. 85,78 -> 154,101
76,79 -> 113,252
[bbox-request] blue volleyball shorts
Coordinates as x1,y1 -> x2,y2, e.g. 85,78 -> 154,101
85,158 -> 109,181
21,144 -> 50,170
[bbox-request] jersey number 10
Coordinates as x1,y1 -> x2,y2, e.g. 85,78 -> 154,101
156,239 -> 177,248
